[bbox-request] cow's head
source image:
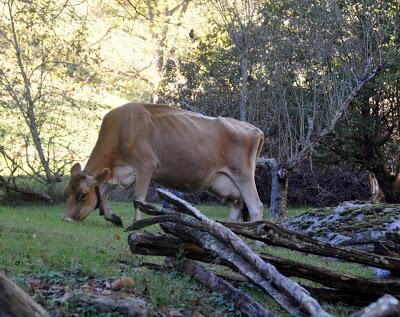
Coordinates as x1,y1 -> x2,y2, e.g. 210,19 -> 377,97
63,163 -> 110,222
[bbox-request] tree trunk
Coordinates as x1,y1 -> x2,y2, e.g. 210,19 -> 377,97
269,162 -> 289,220
372,166 -> 400,203
239,46 -> 248,122
369,172 -> 385,202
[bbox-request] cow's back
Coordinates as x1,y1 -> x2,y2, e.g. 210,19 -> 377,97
107,103 -> 263,192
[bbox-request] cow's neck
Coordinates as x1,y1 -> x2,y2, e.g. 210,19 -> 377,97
83,144 -> 112,177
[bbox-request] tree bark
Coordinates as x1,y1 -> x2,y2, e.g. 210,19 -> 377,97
369,172 -> 385,203
351,294 -> 400,317
131,194 -> 331,317
239,44 -> 248,121
169,258 -> 276,317
374,240 -> 400,258
0,272 -> 49,317
128,231 -> 400,300
155,188 -> 400,272
222,221 -> 400,272
269,163 -> 289,220
371,166 -> 400,203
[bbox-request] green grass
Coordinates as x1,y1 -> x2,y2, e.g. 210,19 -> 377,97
0,202 -> 365,316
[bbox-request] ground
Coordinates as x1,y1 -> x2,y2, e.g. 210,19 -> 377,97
0,202 -> 374,316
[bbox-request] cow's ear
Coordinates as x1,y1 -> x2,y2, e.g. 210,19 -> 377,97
70,163 -> 82,175
95,168 -> 111,185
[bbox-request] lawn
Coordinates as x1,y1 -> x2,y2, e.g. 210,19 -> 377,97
0,202 -> 370,316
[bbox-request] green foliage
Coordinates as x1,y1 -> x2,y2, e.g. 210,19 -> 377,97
0,0 -> 101,198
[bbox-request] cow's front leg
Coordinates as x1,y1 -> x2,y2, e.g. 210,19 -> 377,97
100,184 -> 123,227
132,166 -> 155,222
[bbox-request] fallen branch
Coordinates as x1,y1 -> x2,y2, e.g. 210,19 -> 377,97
374,240 -> 400,259
351,294 -> 400,317
260,253 -> 400,297
157,189 -> 400,272
222,221 -> 400,272
128,231 -> 400,300
129,196 -> 331,317
0,272 -> 49,317
168,258 -> 277,317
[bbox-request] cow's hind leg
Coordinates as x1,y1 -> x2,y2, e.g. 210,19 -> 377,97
209,173 -> 246,221
100,183 -> 123,227
227,199 -> 244,222
231,176 -> 263,222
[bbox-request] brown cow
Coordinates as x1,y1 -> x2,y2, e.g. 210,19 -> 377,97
63,103 -> 264,226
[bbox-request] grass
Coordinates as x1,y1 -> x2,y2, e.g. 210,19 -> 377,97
0,202 -> 367,316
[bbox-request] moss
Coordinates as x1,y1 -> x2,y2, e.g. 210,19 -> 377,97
288,203 -> 400,240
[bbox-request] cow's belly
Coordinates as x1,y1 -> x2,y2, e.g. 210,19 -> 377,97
153,167 -> 216,193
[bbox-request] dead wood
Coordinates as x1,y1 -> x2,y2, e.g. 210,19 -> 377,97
305,286 -> 377,306
221,220 -> 400,272
260,253 -> 400,297
157,188 -> 400,272
130,195 -> 331,317
374,240 -> 400,258
168,258 -> 277,317
0,272 -> 49,317
161,222 -> 308,317
128,231 -> 400,300
351,294 -> 400,317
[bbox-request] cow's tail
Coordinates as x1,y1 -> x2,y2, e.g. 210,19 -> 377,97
255,129 -> 265,160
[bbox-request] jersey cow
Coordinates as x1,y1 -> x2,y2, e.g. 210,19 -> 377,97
63,103 -> 264,226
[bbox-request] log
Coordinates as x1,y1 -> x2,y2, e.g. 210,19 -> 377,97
155,189 -> 331,317
0,272 -> 49,317
220,221 -> 400,272
351,294 -> 400,317
374,240 -> 400,258
129,203 -> 330,316
158,189 -> 400,272
161,222 -> 308,317
128,231 -> 400,300
260,253 -> 400,297
168,258 -> 277,317
305,286 -> 377,306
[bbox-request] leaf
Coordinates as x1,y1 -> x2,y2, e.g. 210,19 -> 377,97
110,276 -> 134,290
114,234 -> 121,241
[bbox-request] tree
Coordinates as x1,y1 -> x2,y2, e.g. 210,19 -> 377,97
323,62 -> 400,203
207,0 -> 260,122
162,0 -> 398,218
0,0 -> 100,200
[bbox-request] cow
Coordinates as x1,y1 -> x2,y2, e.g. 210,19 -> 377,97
63,103 -> 264,226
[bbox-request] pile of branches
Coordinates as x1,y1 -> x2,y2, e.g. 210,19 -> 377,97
126,189 -> 400,317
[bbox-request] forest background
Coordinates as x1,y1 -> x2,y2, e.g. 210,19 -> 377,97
0,0 -> 399,216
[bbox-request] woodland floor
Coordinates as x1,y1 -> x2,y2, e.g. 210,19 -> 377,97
0,202 -> 375,316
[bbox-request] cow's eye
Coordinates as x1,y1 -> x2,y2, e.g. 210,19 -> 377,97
77,192 -> 87,201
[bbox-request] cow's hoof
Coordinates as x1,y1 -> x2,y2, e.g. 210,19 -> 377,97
112,215 -> 123,227
106,215 -> 123,227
